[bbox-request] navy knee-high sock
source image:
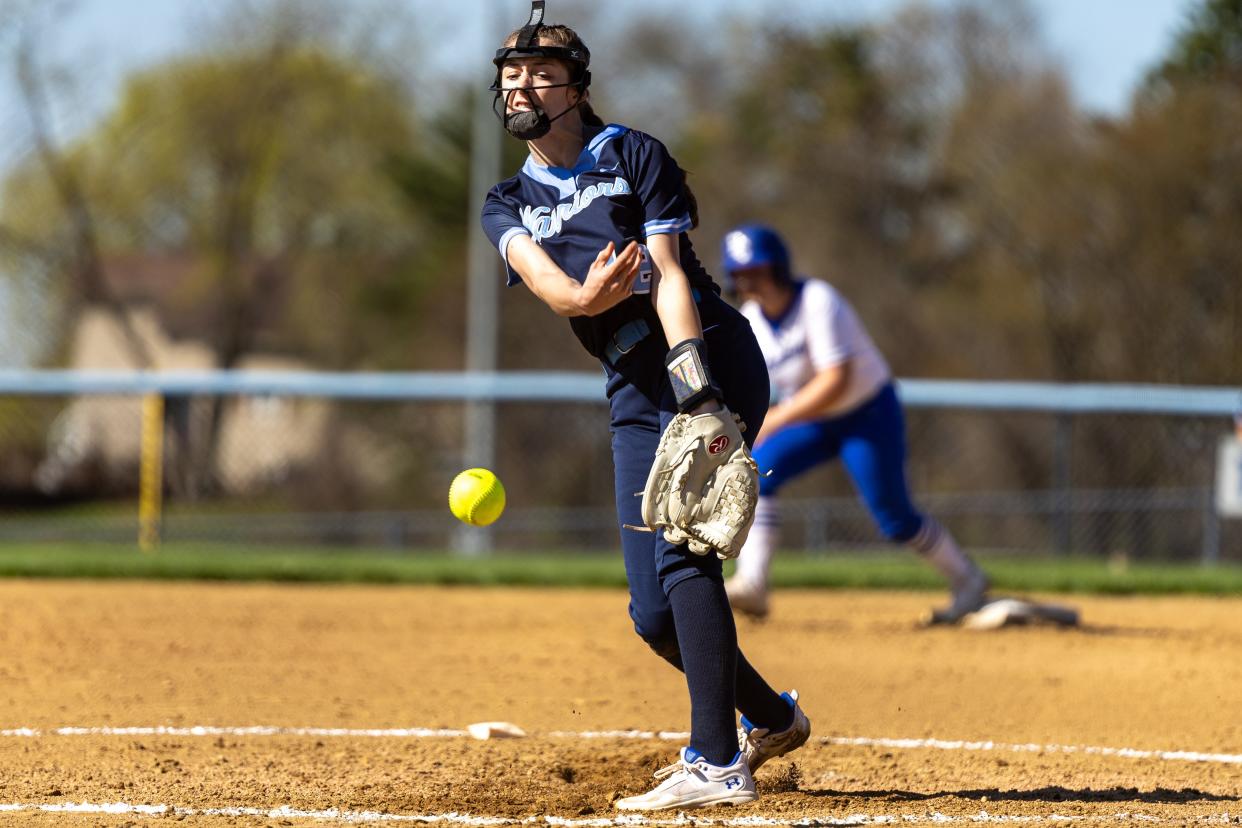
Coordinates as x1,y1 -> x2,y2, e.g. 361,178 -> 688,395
667,575 -> 741,765
736,650 -> 794,732
655,648 -> 794,734
653,613 -> 794,739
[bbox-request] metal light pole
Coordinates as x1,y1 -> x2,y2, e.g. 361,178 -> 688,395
458,0 -> 504,556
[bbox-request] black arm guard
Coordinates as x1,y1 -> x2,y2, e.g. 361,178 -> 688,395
665,338 -> 723,413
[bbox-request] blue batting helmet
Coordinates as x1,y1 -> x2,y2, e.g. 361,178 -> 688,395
720,224 -> 792,290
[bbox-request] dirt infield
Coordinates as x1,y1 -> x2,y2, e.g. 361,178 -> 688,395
0,579 -> 1239,826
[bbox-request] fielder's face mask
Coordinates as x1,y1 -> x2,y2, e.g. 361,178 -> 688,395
490,0 -> 591,140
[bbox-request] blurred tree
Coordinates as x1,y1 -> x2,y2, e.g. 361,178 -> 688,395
0,1 -> 152,498
86,13 -> 424,370
3,1 -> 433,369
678,21 -> 919,300
886,0 -> 1240,553
1149,0 -> 1242,85
898,1 -> 1095,380
1,0 -> 429,493
674,3 -> 1067,380
1106,0 -> 1242,388
0,0 -> 153,368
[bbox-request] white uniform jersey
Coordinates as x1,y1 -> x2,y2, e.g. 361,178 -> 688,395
741,278 -> 891,416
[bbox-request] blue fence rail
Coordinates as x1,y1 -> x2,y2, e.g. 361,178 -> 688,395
0,370 -> 1238,414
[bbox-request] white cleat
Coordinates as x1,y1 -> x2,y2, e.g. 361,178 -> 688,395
927,567 -> 991,625
725,576 -> 770,619
614,747 -> 757,811
738,690 -> 811,773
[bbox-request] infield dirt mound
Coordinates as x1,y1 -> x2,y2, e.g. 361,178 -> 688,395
0,580 -> 1238,825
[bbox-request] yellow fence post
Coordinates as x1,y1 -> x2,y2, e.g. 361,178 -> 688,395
139,393 -> 165,552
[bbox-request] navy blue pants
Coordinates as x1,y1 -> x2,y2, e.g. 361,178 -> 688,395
604,293 -> 770,656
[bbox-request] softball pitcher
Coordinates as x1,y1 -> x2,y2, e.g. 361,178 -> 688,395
720,223 -> 991,622
479,3 -> 808,811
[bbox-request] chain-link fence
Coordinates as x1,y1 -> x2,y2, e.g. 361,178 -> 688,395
0,373 -> 1238,563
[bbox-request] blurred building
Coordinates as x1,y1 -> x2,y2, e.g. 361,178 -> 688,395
36,255 -> 327,497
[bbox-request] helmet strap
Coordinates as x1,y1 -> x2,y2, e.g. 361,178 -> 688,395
516,0 -> 546,49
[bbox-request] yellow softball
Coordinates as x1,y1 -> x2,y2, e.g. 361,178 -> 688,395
448,468 -> 506,527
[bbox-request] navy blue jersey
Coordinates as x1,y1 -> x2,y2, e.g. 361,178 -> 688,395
481,123 -> 719,360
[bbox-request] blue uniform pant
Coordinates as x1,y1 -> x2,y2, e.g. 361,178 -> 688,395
754,383 -> 924,543
605,295 -> 770,656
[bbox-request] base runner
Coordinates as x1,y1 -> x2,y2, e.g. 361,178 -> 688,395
720,223 -> 991,623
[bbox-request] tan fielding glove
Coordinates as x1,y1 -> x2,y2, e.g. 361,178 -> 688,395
640,407 -> 760,560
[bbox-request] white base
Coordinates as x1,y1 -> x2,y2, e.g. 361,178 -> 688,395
962,598 -> 1080,631
1217,438 -> 1242,517
466,721 -> 526,740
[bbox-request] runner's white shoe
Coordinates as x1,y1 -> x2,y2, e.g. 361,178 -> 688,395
738,690 -> 811,773
927,567 -> 991,624
725,576 -> 770,619
614,747 -> 756,811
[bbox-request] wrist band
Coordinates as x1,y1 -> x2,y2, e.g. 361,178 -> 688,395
665,338 -> 722,413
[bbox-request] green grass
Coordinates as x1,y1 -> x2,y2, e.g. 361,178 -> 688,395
0,543 -> 1240,595
770,552 -> 1242,596
0,543 -> 625,586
